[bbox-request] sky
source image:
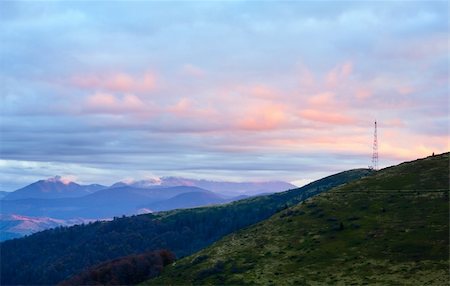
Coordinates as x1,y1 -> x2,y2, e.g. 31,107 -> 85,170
0,1 -> 448,191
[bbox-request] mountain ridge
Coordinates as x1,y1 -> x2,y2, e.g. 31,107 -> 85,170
2,176 -> 107,200
109,177 -> 297,197
146,191 -> 227,212
146,152 -> 449,285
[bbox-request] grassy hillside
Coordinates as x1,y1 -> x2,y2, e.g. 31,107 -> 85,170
1,168 -> 370,285
147,153 -> 449,285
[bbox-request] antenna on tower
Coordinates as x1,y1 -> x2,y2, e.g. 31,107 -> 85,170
371,120 -> 379,170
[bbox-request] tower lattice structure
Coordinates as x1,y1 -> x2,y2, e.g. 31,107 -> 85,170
372,120 -> 378,170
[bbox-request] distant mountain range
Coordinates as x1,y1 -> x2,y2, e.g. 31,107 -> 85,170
0,176 -> 296,240
110,177 -> 295,197
2,176 -> 107,200
2,176 -> 295,200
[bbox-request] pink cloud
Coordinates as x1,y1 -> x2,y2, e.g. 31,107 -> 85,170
298,65 -> 316,88
355,88 -> 372,100
381,143 -> 439,161
308,92 -> 335,105
84,92 -> 146,114
216,84 -> 280,102
237,104 -> 287,131
375,129 -> 449,161
377,35 -> 447,62
341,62 -> 353,77
236,130 -> 371,155
299,109 -> 354,125
384,118 -> 406,128
70,71 -> 157,93
326,61 -> 353,87
181,64 -> 205,78
167,98 -> 218,121
46,175 -> 77,185
292,61 -> 422,115
396,86 -> 414,95
248,84 -> 277,99
168,98 -> 192,114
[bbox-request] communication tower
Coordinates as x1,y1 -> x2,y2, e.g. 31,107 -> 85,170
371,120 -> 379,170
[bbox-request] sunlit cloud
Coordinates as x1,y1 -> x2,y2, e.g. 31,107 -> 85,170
180,64 -> 205,78
247,84 -> 278,100
70,72 -> 157,93
326,61 -> 353,88
307,92 -> 336,106
354,88 -> 372,100
299,109 -> 354,125
84,92 -> 147,114
237,103 -> 287,131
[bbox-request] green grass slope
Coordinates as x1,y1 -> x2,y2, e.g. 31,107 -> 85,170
146,153 -> 449,285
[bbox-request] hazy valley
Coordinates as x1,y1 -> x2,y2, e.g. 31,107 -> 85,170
0,177 -> 294,240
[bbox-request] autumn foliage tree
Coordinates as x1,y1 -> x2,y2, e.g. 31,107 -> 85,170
58,250 -> 175,285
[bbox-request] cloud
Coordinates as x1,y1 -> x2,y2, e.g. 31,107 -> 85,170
181,64 -> 205,78
247,85 -> 278,99
46,175 -> 78,185
326,61 -> 353,87
70,72 -> 157,93
298,65 -> 316,88
308,92 -> 335,105
168,98 -> 191,114
354,88 -> 372,100
299,109 -> 354,125
84,93 -> 147,114
237,104 -> 287,131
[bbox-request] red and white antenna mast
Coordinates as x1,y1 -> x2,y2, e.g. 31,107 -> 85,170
371,120 -> 378,170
